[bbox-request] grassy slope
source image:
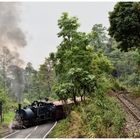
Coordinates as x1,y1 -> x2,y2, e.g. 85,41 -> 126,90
3,111 -> 15,126
48,111 -> 84,138
0,111 -> 15,138
48,96 -> 125,138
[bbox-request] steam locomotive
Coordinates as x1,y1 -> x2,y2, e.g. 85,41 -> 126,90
13,99 -> 65,128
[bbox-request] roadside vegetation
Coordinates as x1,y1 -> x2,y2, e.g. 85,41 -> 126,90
48,2 -> 140,137
49,96 -> 125,138
0,85 -> 17,127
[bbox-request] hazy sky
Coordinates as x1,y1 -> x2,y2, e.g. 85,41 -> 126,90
19,2 -> 116,70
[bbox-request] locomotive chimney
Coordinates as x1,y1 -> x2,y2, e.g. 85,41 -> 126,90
18,103 -> 21,110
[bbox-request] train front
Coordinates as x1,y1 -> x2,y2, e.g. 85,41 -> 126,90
12,103 -> 35,129
12,100 -> 57,129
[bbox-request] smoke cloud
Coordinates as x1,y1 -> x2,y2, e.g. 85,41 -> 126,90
0,3 -> 27,49
0,2 -> 27,103
8,65 -> 25,103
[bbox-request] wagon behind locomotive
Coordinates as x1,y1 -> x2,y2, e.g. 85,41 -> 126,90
13,98 -> 81,128
13,100 -> 66,128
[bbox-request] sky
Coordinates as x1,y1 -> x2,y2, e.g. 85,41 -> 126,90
19,2 -> 116,70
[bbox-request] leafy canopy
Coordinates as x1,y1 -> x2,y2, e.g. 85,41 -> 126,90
109,2 -> 140,51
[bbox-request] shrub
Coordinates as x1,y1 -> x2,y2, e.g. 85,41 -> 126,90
0,88 -> 11,113
111,79 -> 126,92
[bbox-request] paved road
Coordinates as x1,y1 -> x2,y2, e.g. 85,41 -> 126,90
4,122 -> 57,138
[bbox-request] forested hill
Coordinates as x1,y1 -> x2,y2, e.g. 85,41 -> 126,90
1,2 -> 140,138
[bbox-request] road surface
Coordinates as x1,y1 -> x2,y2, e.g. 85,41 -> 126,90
4,122 -> 57,138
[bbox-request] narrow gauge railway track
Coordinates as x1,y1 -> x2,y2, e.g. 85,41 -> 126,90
117,94 -> 140,122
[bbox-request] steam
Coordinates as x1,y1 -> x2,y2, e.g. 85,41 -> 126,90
0,2 -> 27,102
8,65 -> 25,103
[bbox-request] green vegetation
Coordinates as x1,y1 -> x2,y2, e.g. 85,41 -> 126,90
48,97 -> 125,138
48,2 -> 140,137
3,112 -> 15,126
52,13 -> 113,104
0,2 -> 140,137
0,85 -> 17,126
109,2 -> 140,51
108,2 -> 140,98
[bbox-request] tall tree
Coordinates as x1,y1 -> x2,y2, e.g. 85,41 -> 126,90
54,13 -> 103,103
38,57 -> 55,97
88,24 -> 108,52
0,46 -> 16,94
24,62 -> 37,101
109,2 -> 140,91
55,13 -> 80,81
109,2 -> 140,51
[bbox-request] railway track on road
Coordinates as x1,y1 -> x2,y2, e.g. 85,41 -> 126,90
117,94 -> 140,122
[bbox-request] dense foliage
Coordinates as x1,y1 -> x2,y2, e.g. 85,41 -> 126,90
47,12 -> 126,137
52,13 -> 113,104
108,2 -> 140,96
109,2 -> 140,51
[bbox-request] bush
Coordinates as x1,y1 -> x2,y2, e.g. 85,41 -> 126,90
111,79 -> 126,92
3,112 -> 15,126
0,88 -> 11,113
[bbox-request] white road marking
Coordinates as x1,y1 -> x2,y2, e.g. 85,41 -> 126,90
4,130 -> 20,138
4,123 -> 57,138
34,126 -> 38,131
43,121 -> 57,138
25,133 -> 31,138
25,126 -> 37,138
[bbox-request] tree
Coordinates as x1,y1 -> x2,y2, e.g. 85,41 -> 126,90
54,82 -> 74,102
0,46 -> 24,97
88,24 -> 109,52
24,62 -> 38,101
25,62 -> 35,90
109,2 -> 140,93
68,68 -> 96,102
92,51 -> 113,75
53,13 -> 98,104
0,85 -> 11,113
109,2 -> 140,51
55,13 -> 81,81
0,46 -> 15,94
38,57 -> 55,97
58,12 -> 80,41
52,12 -> 115,104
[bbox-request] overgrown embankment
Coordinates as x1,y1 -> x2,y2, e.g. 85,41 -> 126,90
0,88 -> 17,137
48,96 -> 125,138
